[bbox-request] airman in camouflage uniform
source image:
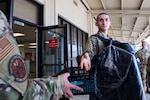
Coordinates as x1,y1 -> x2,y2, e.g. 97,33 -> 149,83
79,13 -> 111,100
79,13 -> 111,71
146,53 -> 150,92
79,12 -> 146,100
0,10 -> 83,100
135,41 -> 150,92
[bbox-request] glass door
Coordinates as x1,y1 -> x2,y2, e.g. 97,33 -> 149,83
37,24 -> 67,78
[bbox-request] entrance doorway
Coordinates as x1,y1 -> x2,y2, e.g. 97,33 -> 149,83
37,24 -> 67,78
12,19 -> 37,78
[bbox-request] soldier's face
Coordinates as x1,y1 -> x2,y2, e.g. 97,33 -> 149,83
142,41 -> 147,48
96,14 -> 111,32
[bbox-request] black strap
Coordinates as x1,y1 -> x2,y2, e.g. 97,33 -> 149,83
92,34 -> 113,46
92,34 -> 134,54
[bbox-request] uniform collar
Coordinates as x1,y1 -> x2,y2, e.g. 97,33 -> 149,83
97,32 -> 110,39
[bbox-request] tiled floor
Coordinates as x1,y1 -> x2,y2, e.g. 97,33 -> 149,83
70,93 -> 150,100
146,93 -> 150,100
70,95 -> 88,100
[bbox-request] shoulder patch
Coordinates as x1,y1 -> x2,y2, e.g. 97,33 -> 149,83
9,55 -> 27,82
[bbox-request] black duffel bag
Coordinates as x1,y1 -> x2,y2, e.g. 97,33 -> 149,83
90,35 -> 146,100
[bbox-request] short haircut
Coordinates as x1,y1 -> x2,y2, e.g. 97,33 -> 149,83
96,13 -> 109,20
142,40 -> 147,44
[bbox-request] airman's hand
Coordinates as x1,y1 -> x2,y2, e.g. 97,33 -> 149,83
60,73 -> 83,98
80,52 -> 91,71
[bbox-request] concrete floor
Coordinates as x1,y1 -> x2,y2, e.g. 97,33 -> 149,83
70,93 -> 150,100
146,93 -> 150,100
70,95 -> 88,100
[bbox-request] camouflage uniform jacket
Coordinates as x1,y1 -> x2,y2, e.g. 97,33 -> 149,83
83,32 -> 110,59
135,49 -> 150,67
135,48 -> 150,87
148,56 -> 150,72
0,76 -> 64,100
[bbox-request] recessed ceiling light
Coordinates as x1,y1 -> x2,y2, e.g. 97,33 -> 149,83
29,43 -> 36,45
14,20 -> 24,26
29,46 -> 36,48
14,33 -> 25,37
18,44 -> 24,47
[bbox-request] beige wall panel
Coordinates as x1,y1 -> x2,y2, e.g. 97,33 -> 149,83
56,0 -> 88,33
13,0 -> 38,24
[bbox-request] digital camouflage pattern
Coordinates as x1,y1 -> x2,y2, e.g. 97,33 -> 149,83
135,48 -> 150,88
147,56 -> 150,89
147,56 -> 150,72
0,10 -> 64,100
83,32 -> 109,59
0,75 -> 64,100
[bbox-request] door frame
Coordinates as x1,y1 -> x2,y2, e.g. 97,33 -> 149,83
37,24 -> 67,78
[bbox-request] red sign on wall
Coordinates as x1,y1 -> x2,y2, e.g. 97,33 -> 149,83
49,38 -> 59,48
